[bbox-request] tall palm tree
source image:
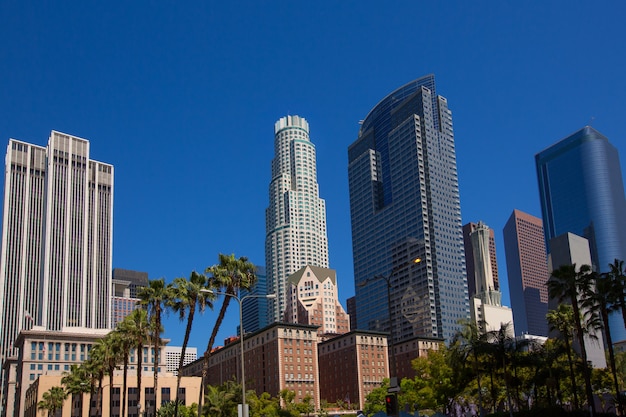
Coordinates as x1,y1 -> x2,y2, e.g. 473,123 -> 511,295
116,317 -> 137,417
84,343 -> 108,417
38,386 -> 68,417
197,254 -> 257,416
547,303 -> 580,409
169,271 -> 214,417
126,307 -> 151,416
97,333 -> 123,416
484,322 -> 515,417
548,263 -> 595,415
607,259 -> 626,329
61,364 -> 90,417
138,277 -> 170,414
451,320 -> 488,417
584,269 -> 624,415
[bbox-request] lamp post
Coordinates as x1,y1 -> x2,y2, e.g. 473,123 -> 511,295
200,289 -> 276,417
357,258 -> 421,390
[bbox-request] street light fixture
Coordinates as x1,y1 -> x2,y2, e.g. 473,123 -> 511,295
357,257 -> 421,390
200,289 -> 276,417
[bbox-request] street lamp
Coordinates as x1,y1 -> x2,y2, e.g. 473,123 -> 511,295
200,289 -> 276,417
357,258 -> 421,390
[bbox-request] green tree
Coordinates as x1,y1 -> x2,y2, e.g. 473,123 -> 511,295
156,400 -> 198,417
248,391 -> 280,417
61,364 -> 90,417
84,343 -> 106,417
116,316 -> 138,417
584,268 -> 624,414
197,254 -> 257,415
138,277 -> 170,414
363,382 -> 387,416
547,303 -> 579,409
548,263 -> 596,415
169,271 -> 214,417
126,307 -> 151,415
204,384 -> 236,417
38,386 -> 68,417
607,259 -> 626,329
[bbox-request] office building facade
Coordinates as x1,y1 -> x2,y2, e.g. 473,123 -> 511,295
536,126 -> 626,342
348,75 -> 469,343
503,209 -> 549,337
0,132 -> 113,413
111,268 -> 148,328
265,116 -> 329,322
463,222 -> 499,298
284,265 -> 350,339
241,266 -> 271,334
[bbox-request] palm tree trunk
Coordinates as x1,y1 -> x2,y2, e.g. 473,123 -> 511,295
602,308 -> 623,415
138,342 -> 143,417
175,302 -> 196,417
572,301 -> 596,416
564,337 -> 579,409
197,294 -> 232,417
122,354 -> 128,417
153,309 -> 161,417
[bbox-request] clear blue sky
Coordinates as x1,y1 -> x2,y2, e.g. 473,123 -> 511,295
2,1 -> 625,352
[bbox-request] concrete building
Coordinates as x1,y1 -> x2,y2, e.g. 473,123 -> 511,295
265,116 -> 329,323
463,222 -> 499,298
548,232 -> 607,369
111,269 -> 148,328
318,331 -> 389,410
467,222 -> 514,335
284,265 -> 350,339
348,75 -> 469,344
503,209 -> 550,337
23,374 -> 201,417
164,346 -> 197,376
184,323 -> 321,408
7,327 -> 168,417
0,132 -> 113,414
536,126 -> 626,342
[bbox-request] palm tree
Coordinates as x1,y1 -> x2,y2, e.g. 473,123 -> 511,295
61,364 -> 90,417
38,386 -> 68,417
197,253 -> 257,416
451,320 -> 488,416
84,344 -> 106,417
126,307 -> 151,416
97,333 -> 123,416
584,269 -> 624,415
607,259 -> 626,329
169,271 -> 214,417
116,317 -> 137,417
138,277 -> 170,413
547,303 -> 580,409
548,263 -> 595,415
484,322 -> 516,417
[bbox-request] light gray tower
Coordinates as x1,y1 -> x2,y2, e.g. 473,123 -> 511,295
348,75 -> 469,343
265,116 -> 329,322
0,131 -> 113,408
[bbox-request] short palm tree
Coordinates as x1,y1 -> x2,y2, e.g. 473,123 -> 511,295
451,320 -> 488,416
61,365 -> 90,417
38,386 -> 67,417
197,253 -> 257,416
116,317 -> 137,417
548,263 -> 595,415
607,259 -> 626,328
169,271 -> 214,417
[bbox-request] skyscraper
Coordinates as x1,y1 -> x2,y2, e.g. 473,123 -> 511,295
536,126 -> 626,342
0,131 -> 113,402
503,209 -> 549,337
348,75 -> 469,343
463,222 -> 499,298
265,116 -> 329,322
240,266 -> 270,334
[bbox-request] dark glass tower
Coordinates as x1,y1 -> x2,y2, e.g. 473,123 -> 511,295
348,75 -> 469,343
536,126 -> 626,342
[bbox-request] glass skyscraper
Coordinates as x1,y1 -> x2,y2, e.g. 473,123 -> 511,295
536,126 -> 626,342
348,75 -> 469,343
265,116 -> 329,323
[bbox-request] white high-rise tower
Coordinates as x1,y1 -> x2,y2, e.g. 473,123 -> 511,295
265,115 -> 329,322
0,131 -> 113,400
